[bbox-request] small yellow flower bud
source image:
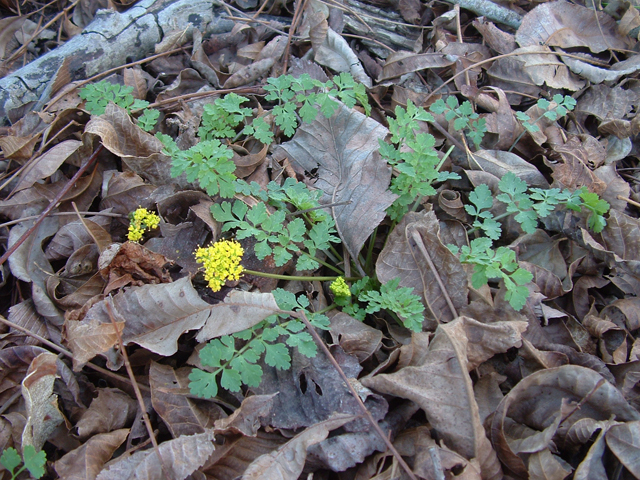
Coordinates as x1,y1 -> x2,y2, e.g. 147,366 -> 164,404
195,239 -> 244,292
127,208 -> 161,242
330,277 -> 351,297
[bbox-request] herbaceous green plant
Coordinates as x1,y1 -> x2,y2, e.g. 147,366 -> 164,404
510,94 -> 576,151
449,238 -> 533,311
429,96 -> 487,148
199,93 -> 253,140
1,446 -> 46,480
211,179 -> 340,271
158,73 -> 369,199
456,172 -> 610,310
188,289 -> 330,399
465,172 -> 610,239
379,100 -> 460,221
79,81 -> 160,132
331,276 -> 425,332
159,135 -> 237,198
263,73 -> 371,137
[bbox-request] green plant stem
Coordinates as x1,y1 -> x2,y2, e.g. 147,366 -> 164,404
508,112 -> 550,153
328,245 -> 344,263
316,304 -> 337,315
467,210 -> 513,234
300,251 -> 344,275
365,227 -> 377,273
243,269 -> 359,281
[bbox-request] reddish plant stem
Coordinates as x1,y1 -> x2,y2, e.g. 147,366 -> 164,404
0,144 -> 103,267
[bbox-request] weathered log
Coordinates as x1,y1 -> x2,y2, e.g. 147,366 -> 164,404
0,0 -> 236,125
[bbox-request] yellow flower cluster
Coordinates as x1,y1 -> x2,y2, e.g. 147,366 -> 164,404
127,207 -> 161,242
330,276 -> 351,297
195,240 -> 244,292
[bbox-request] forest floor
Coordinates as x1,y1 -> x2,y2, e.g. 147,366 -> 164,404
1,0 -> 640,479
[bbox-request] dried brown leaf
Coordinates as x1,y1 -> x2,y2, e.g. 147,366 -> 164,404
7,300 -> 48,346
276,102 -> 396,256
527,449 -> 572,480
22,352 -> 64,450
76,388 -> 137,440
200,430 -> 287,479
328,312 -> 382,362
516,2 -> 629,53
14,140 -> 82,193
95,431 -> 215,480
213,394 -> 276,436
66,277 -> 280,368
242,414 -> 356,480
362,318 -> 503,479
45,213 -> 113,261
376,210 -> 468,325
573,424 -> 610,480
149,361 -> 224,437
84,103 -> 174,186
54,428 -> 130,480
606,421 -> 640,477
379,51 -> 455,82
469,150 -> 549,188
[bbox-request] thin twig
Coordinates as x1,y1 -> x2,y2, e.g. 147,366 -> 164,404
105,299 -> 173,480
293,310 -> 419,480
44,47 -> 190,113
282,0 -> 310,74
618,195 -> 640,209
0,145 -> 103,267
3,0 -> 81,67
558,378 -> 606,427
0,313 -> 152,392
341,33 -> 395,53
0,211 -> 124,229
409,229 -> 458,319
424,49 -> 610,104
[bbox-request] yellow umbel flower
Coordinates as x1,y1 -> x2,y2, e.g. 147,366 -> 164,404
330,276 -> 351,297
195,239 -> 244,291
128,207 -> 161,242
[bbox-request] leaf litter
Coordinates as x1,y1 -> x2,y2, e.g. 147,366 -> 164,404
1,0 -> 640,478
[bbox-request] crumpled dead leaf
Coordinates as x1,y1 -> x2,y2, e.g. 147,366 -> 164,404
362,317 -> 504,480
276,102 -> 396,257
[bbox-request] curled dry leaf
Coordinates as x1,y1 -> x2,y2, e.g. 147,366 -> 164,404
362,318 -> 504,480
242,414 -> 357,480
95,430 -> 215,480
54,428 -> 130,480
149,361 -> 224,438
393,426 -> 483,480
376,210 -> 468,325
21,352 -> 65,450
490,365 -> 640,477
65,277 -> 280,369
76,388 -> 137,440
276,102 -> 396,257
